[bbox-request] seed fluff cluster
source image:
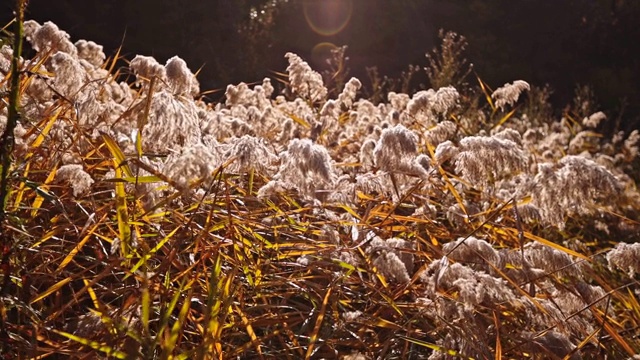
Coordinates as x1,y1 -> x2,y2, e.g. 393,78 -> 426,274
5,20 -> 640,359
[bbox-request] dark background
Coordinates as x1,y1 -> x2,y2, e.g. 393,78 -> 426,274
2,0 -> 639,130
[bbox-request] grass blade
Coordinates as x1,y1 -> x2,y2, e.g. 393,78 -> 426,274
30,277 -> 71,304
56,220 -> 99,273
101,132 -> 134,178
124,225 -> 181,279
399,335 -> 475,359
162,289 -> 193,359
476,73 -> 495,112
304,284 -> 332,360
50,329 -> 128,359
29,166 -> 58,218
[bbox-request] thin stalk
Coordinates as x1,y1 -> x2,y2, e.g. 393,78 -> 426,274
0,0 -> 25,221
0,0 -> 26,351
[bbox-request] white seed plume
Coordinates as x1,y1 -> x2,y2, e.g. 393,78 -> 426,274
259,139 -> 335,199
492,80 -> 530,110
130,55 -> 166,84
407,86 -> 459,117
450,134 -> 529,188
165,56 -> 199,96
424,120 -> 457,147
75,39 -> 106,68
373,124 -> 427,176
56,164 -> 94,197
607,242 -> 640,277
162,143 -> 219,190
582,111 -> 606,128
532,155 -> 622,228
285,52 -> 327,103
24,20 -> 77,56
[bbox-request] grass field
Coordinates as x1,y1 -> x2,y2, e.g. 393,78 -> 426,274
0,8 -> 639,360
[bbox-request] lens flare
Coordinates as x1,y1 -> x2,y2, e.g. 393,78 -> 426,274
303,0 -> 353,37
311,42 -> 339,66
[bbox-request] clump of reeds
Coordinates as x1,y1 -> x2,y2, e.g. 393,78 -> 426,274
0,8 -> 639,360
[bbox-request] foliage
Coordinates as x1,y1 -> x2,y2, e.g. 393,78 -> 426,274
0,10 -> 639,360
425,29 -> 471,90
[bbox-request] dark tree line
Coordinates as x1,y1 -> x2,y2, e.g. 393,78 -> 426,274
1,0 -> 638,128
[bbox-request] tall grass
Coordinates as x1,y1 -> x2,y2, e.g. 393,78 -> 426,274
0,6 -> 639,359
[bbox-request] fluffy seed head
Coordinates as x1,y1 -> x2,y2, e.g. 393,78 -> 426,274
492,80 -> 530,110
165,56 -> 199,96
606,242 -> 640,277
285,52 -> 327,103
56,164 -> 94,197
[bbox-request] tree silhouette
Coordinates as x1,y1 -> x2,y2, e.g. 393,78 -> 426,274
2,0 -> 637,128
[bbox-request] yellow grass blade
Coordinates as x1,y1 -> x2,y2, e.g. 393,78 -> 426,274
304,285 -> 332,360
372,317 -> 403,330
521,230 -> 590,261
426,141 -> 466,214
238,223 -> 273,249
100,133 -> 138,257
30,166 -> 58,218
28,107 -> 61,150
0,18 -> 15,32
336,203 -> 362,220
275,250 -> 318,260
398,335 -> 475,359
114,163 -> 131,257
236,305 -> 262,357
30,277 -> 71,304
141,283 -> 150,338
476,74 -> 495,112
590,308 -> 636,356
140,76 -> 155,130
158,279 -> 193,343
15,106 -> 60,208
286,112 -> 310,128
564,112 -> 580,131
492,107 -> 517,129
164,289 -> 193,357
136,128 -> 144,159
124,225 -> 181,279
56,221 -> 99,272
30,228 -> 60,248
203,253 -> 236,359
107,39 -> 124,75
493,311 -> 502,360
567,326 -> 600,359
626,288 -> 640,320
136,76 -> 155,158
378,292 -> 403,316
12,162 -> 30,209
207,254 -> 222,344
105,175 -> 164,184
50,329 -> 128,359
101,132 -> 134,178
82,279 -> 100,310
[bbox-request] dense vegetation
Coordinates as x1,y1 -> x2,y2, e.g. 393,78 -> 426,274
0,4 -> 639,359
13,0 -> 640,131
